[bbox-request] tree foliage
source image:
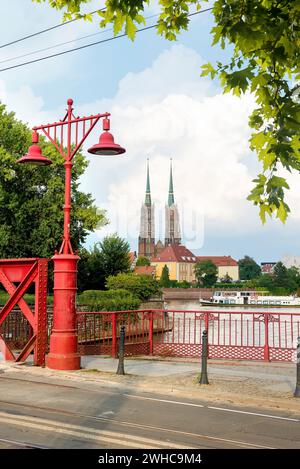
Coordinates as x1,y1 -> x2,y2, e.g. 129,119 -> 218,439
77,234 -> 131,291
245,261 -> 300,294
106,272 -> 161,300
238,255 -> 261,280
160,264 -> 170,287
136,256 -> 150,266
194,259 -> 218,287
35,0 -> 300,222
0,103 -> 105,258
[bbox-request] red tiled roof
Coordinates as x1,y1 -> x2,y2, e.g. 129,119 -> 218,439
151,245 -> 197,263
196,256 -> 238,267
134,265 -> 156,276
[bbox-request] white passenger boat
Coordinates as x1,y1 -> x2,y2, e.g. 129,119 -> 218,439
199,290 -> 300,307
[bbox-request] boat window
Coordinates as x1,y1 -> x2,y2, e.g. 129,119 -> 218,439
230,300 -> 235,304
263,300 -> 268,304
257,300 -> 262,304
276,301 -> 280,304
250,300 -> 255,304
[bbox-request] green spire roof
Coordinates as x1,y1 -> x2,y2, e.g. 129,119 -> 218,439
168,158 -> 175,206
145,158 -> 151,206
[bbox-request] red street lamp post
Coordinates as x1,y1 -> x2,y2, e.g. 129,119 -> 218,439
18,99 -> 125,370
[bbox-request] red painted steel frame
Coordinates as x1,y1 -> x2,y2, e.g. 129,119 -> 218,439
0,258 -> 48,366
31,99 -> 110,371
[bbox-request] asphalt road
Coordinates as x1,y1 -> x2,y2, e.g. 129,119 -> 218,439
0,371 -> 299,449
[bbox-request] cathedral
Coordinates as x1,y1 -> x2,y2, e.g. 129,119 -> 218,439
138,159 -> 181,258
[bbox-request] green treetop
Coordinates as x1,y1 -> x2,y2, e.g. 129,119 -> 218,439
194,259 -> 218,287
238,255 -> 261,280
77,234 -> 131,291
136,256 -> 151,266
160,264 -> 171,287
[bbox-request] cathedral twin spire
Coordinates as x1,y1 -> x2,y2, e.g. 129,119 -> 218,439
138,159 -> 181,258
145,158 -> 152,206
168,158 -> 175,207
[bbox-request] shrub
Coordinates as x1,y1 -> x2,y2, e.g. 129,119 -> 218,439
106,273 -> 161,301
78,289 -> 140,311
215,282 -> 243,289
176,280 -> 191,288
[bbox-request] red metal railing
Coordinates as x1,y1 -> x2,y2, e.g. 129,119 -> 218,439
77,310 -> 153,357
76,309 -> 300,362
3,308 -> 299,363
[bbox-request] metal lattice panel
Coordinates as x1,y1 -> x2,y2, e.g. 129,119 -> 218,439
269,347 -> 296,362
124,342 -> 150,357
209,345 -> 265,361
154,343 -> 202,358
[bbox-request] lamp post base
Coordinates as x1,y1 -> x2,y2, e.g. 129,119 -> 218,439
46,330 -> 81,370
46,352 -> 80,371
47,253 -> 81,371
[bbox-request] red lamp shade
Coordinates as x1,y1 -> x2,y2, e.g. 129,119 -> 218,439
88,131 -> 126,156
17,143 -> 52,166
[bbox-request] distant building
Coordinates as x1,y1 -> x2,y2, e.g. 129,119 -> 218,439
138,158 -> 182,258
138,160 -> 155,258
261,262 -> 277,274
196,256 -> 239,281
165,159 -> 181,246
155,240 -> 164,255
281,255 -> 300,270
151,244 -> 197,282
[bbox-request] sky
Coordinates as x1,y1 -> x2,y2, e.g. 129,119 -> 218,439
0,0 -> 299,264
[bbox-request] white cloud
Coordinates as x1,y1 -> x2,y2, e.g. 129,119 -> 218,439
77,44 -> 259,249
114,45 -> 212,106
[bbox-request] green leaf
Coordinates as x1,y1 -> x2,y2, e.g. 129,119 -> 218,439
125,16 -> 137,40
250,131 -> 268,150
277,201 -> 288,223
201,62 -> 216,79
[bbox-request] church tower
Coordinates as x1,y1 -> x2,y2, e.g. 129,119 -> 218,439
165,159 -> 181,246
138,159 -> 155,258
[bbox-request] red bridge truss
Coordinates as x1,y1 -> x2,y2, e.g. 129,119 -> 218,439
0,258 -> 48,366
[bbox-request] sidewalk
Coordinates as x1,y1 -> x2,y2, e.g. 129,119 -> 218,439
1,355 -> 299,415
